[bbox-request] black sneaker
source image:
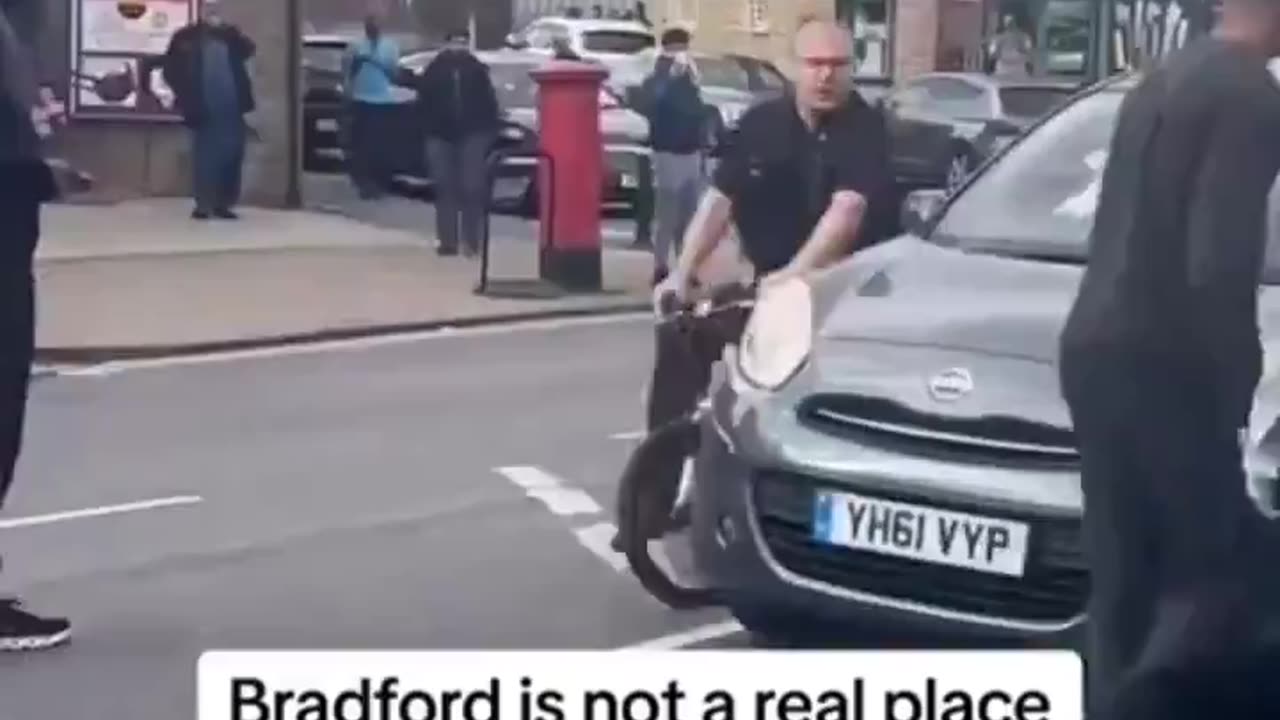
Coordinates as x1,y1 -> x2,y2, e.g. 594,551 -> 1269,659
192,209 -> 211,220
0,599 -> 71,651
214,209 -> 239,220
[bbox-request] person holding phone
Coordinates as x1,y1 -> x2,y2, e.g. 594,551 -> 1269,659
345,12 -> 401,199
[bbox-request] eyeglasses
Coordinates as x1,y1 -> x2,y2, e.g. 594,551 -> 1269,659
798,55 -> 851,70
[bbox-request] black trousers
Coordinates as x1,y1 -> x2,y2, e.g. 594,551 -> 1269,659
0,190 -> 39,510
347,101 -> 396,197
1061,353 -> 1279,716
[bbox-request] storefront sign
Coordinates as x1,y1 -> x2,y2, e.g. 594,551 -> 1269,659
68,0 -> 199,119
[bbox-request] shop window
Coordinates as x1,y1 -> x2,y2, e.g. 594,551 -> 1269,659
837,0 -> 893,79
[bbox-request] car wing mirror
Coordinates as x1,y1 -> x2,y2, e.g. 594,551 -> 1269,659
901,188 -> 947,237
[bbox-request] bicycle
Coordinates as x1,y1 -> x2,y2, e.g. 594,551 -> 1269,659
613,280 -> 757,610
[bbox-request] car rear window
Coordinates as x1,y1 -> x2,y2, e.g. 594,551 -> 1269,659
581,30 -> 654,54
999,87 -> 1073,119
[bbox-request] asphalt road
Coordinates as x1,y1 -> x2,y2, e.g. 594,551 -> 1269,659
0,315 -> 745,719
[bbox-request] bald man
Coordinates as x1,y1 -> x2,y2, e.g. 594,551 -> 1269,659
654,18 -> 892,307
1059,0 -> 1280,713
617,18 -> 892,551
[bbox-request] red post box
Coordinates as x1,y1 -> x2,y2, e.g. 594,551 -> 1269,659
529,61 -> 608,291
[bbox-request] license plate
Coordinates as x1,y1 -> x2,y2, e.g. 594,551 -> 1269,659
812,490 -> 1030,577
620,174 -> 638,189
315,119 -> 338,132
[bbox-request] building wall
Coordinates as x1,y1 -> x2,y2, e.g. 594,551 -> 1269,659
675,0 -> 954,82
44,0 -> 298,207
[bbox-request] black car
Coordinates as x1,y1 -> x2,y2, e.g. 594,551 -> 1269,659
878,72 -> 1080,193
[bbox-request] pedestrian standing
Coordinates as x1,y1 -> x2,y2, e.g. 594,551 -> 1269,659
0,0 -> 72,651
412,30 -> 499,257
1058,0 -> 1280,715
161,0 -> 256,220
345,12 -> 401,199
986,14 -> 1032,77
633,28 -> 715,285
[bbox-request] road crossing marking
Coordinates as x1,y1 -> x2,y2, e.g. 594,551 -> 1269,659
493,466 -> 627,573
0,495 -> 204,530
574,522 -> 629,572
494,466 -> 602,516
618,620 -> 746,650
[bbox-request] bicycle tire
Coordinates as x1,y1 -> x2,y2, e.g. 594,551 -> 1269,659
615,416 -> 723,610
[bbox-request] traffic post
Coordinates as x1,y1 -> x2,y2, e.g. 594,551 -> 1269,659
529,60 -> 607,292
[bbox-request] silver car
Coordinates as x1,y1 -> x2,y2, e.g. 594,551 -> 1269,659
686,72 -> 1280,645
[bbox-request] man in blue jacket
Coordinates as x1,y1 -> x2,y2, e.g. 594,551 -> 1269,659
0,0 -> 73,652
161,0 -> 256,220
345,13 -> 401,199
634,28 -> 716,285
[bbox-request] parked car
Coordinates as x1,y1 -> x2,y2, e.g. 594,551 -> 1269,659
302,31 -> 430,173
723,53 -> 791,99
503,17 -> 655,62
683,71 -> 1280,646
609,52 -> 764,139
878,71 -> 1080,193
396,49 -> 652,215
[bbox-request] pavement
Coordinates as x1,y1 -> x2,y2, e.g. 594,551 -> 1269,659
35,177 -> 750,363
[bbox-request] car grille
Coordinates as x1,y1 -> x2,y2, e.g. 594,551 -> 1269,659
753,470 -> 1088,625
797,393 -> 1079,469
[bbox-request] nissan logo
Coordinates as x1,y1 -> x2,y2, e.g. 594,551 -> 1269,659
928,368 -> 973,402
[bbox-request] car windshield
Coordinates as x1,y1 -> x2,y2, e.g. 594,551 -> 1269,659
932,85 -> 1280,283
581,30 -> 654,53
695,57 -> 751,91
931,88 -> 1117,263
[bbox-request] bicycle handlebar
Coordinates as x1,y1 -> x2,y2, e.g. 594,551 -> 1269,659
655,281 -> 758,325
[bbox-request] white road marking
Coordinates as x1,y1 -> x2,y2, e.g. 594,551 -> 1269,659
58,312 -> 649,377
573,521 -> 629,572
495,466 -> 604,517
618,620 -> 746,650
494,466 -> 629,573
0,495 -> 204,530
610,430 -> 645,441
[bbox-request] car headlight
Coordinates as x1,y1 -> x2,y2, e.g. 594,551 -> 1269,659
736,277 -> 813,390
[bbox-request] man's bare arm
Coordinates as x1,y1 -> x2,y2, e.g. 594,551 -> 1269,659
775,189 -> 867,278
671,186 -> 734,282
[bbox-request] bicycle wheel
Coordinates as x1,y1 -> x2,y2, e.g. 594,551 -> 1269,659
614,414 -> 721,610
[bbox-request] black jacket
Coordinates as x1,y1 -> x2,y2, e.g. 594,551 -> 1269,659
634,57 -> 714,155
412,48 -> 499,141
161,21 -> 256,127
0,5 -> 55,203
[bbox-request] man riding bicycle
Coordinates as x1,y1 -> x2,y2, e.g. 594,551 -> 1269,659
614,18 -> 894,551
